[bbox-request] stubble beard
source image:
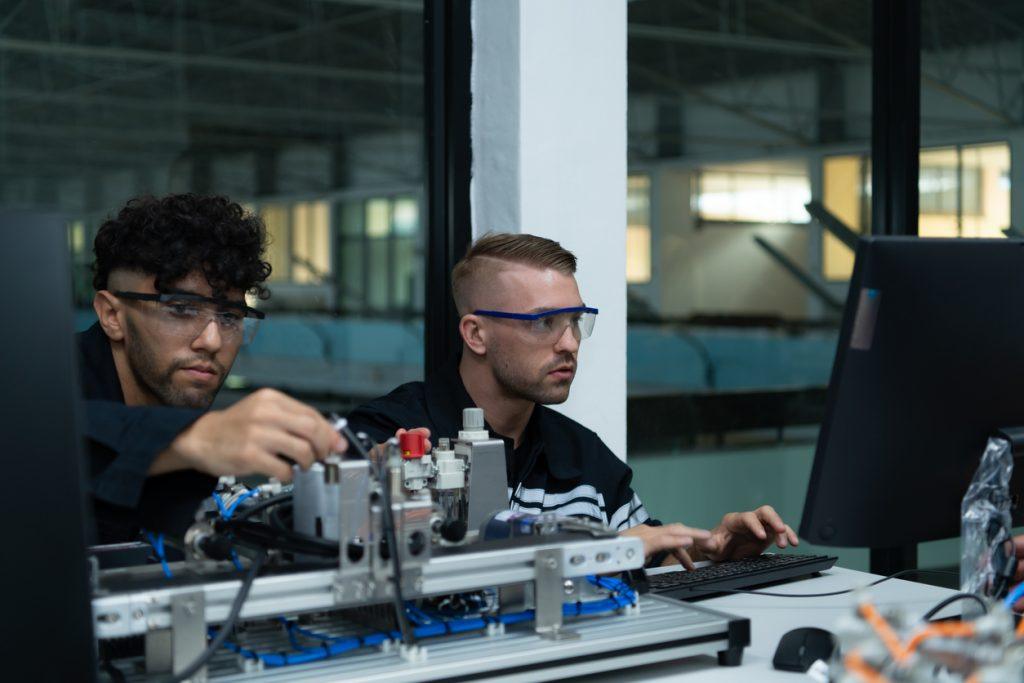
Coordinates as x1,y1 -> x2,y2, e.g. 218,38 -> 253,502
491,344 -> 575,406
124,319 -> 223,409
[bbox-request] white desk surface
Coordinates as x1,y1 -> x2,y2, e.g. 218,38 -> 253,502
580,565 -> 959,682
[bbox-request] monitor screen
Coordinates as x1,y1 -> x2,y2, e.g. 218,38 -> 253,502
800,236 -> 1024,548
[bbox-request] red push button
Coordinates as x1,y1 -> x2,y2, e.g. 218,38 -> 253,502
399,431 -> 426,459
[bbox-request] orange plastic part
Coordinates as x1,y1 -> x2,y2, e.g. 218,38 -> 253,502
844,650 -> 889,683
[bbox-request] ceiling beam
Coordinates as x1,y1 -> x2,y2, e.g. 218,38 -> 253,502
631,21 -> 1018,125
629,23 -> 865,60
629,22 -> 1023,77
0,37 -> 422,85
631,64 -> 813,146
309,0 -> 421,11
0,87 -> 421,129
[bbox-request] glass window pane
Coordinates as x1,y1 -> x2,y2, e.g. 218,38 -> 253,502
626,225 -> 652,284
366,199 -> 391,238
261,204 -> 291,282
68,219 -> 92,303
339,200 -> 364,237
367,239 -> 390,311
5,3 -> 428,413
822,155 -> 867,281
339,239 -> 364,312
392,237 -> 419,310
627,175 -> 651,225
627,0 -> 871,549
695,161 -> 810,224
918,147 -> 959,237
290,201 -> 331,284
961,143 -> 1010,239
920,2 -> 1016,245
626,174 -> 652,284
392,197 -> 419,237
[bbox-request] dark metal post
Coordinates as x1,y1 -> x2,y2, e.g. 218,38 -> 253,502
871,0 -> 921,237
424,0 -> 472,380
869,0 -> 921,575
870,546 -> 918,577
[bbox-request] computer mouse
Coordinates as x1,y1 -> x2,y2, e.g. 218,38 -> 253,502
772,627 -> 837,672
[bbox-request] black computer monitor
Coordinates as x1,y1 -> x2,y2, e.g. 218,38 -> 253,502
800,236 -> 1024,571
0,212 -> 97,679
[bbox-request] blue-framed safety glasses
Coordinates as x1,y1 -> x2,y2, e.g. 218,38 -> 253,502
472,306 -> 598,342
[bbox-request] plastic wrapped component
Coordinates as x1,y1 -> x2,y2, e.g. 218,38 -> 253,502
961,436 -> 1016,597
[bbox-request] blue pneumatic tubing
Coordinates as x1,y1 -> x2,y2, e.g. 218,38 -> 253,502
214,575 -> 638,668
145,531 -> 173,579
1003,581 -> 1024,609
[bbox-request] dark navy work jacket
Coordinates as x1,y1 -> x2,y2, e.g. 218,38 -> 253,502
346,358 -> 652,532
78,322 -> 213,542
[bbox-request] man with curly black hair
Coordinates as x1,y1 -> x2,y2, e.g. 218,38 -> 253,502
82,194 -> 345,543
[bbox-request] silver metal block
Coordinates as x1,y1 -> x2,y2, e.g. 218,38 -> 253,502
397,497 -> 432,594
337,459 -> 371,590
292,462 -> 326,538
459,437 -> 508,532
533,548 -> 577,640
145,628 -> 172,674
171,590 -> 207,681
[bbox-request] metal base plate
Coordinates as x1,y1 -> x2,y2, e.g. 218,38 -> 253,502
109,595 -> 746,682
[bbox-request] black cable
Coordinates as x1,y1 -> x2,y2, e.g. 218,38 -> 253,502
209,489 -> 341,559
267,501 -> 291,530
230,491 -> 293,521
922,592 -> 988,621
688,568 -> 960,598
221,517 -> 338,557
378,451 -> 415,646
167,549 -> 268,683
99,658 -> 127,683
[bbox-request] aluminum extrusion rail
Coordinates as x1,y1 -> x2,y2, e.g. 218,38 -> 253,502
92,535 -> 643,639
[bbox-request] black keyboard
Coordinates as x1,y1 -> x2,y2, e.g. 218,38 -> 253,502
646,553 -> 838,601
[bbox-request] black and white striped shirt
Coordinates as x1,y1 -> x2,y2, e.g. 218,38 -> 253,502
346,359 -> 652,533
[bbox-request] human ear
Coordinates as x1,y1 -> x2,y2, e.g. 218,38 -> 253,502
93,291 -> 125,342
459,315 -> 488,356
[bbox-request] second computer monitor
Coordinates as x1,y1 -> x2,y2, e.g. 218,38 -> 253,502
800,236 -> 1024,549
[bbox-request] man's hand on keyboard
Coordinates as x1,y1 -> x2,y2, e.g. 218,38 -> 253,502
1013,535 -> 1024,583
621,523 -> 711,569
1008,535 -> 1024,610
695,505 -> 799,562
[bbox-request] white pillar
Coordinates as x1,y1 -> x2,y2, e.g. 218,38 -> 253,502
471,0 -> 628,459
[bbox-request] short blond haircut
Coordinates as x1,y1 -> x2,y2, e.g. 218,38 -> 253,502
451,233 -> 577,315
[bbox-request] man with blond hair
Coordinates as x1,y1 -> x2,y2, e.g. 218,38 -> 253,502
347,233 -> 798,566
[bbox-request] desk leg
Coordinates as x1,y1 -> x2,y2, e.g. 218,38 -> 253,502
717,645 -> 744,667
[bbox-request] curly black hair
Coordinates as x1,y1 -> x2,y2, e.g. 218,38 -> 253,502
92,194 -> 272,299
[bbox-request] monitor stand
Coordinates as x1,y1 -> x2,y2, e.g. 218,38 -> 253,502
870,545 -> 917,577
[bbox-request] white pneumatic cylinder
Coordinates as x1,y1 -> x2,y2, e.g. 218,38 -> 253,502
432,437 -> 465,489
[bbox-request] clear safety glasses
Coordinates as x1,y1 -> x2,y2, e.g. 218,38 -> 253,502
114,291 -> 265,346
